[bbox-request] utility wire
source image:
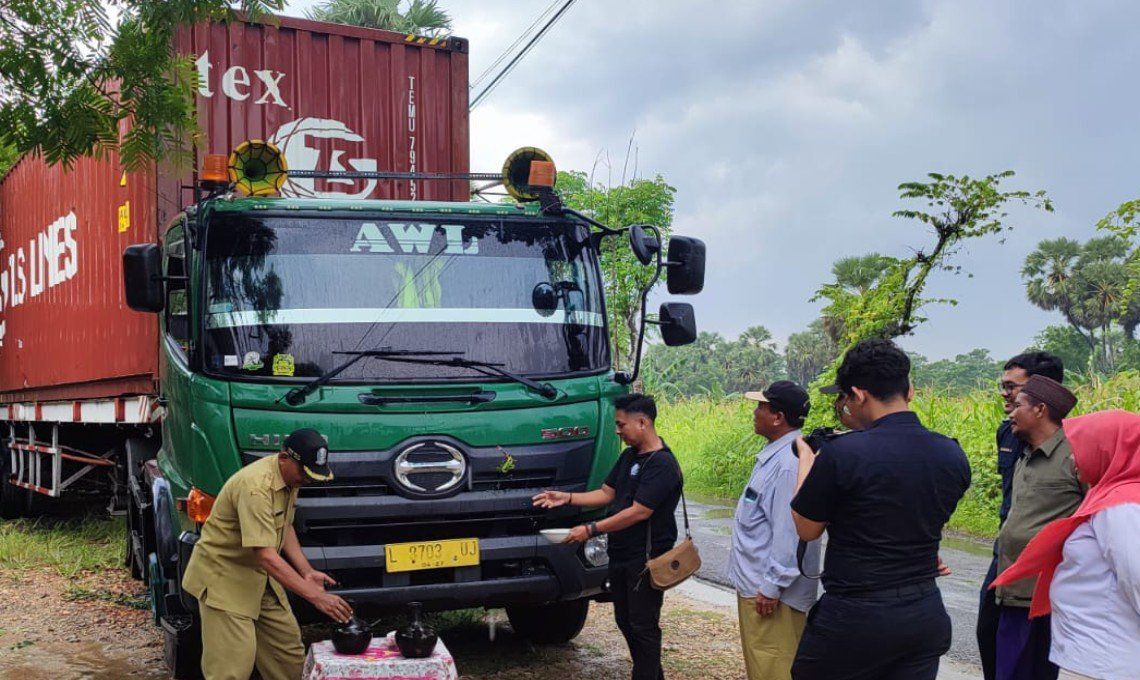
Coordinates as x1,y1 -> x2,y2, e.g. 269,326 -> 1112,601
470,0 -> 578,111
470,0 -> 562,89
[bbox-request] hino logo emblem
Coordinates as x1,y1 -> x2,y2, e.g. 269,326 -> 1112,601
249,433 -> 283,447
541,426 -> 590,440
393,441 -> 467,494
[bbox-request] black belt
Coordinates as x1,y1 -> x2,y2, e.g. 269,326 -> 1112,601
831,579 -> 938,600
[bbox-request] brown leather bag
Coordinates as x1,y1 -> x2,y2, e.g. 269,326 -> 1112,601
643,461 -> 700,590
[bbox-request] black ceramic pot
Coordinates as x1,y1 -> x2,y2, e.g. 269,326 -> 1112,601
395,602 -> 437,659
331,616 -> 373,655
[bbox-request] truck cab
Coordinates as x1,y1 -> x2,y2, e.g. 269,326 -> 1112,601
122,149 -> 703,678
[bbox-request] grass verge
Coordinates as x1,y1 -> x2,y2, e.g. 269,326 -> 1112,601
658,373 -> 1140,538
0,516 -> 125,576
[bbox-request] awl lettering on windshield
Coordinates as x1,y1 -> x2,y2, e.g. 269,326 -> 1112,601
350,223 -> 480,255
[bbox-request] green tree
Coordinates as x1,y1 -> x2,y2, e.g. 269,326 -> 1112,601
821,253 -> 900,342
785,320 -> 838,387
0,142 -> 18,176
721,326 -> 786,394
306,0 -> 452,36
0,1 -> 283,171
1022,235 -> 1139,372
643,326 -> 785,399
556,170 -> 676,370
643,332 -> 728,399
1029,325 -> 1094,377
1097,198 -> 1140,316
910,348 -> 1000,393
807,171 -> 1052,427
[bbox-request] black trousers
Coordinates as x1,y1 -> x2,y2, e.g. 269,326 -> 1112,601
792,581 -> 951,680
610,559 -> 665,680
978,556 -> 1000,680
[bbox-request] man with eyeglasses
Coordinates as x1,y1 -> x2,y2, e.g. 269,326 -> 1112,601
976,351 -> 1064,680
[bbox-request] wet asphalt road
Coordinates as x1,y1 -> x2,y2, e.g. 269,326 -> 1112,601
677,498 -> 990,672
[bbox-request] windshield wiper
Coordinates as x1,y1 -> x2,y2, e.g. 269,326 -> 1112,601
281,349 -> 465,406
361,355 -> 559,400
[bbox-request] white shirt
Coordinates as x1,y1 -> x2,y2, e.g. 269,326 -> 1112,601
1050,503 -> 1140,680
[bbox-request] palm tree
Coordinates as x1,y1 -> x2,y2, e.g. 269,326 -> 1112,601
831,253 -> 898,294
307,0 -> 452,37
1022,237 -> 1090,345
820,253 -> 899,343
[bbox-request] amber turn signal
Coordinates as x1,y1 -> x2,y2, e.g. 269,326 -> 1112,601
200,154 -> 229,183
187,487 -> 216,524
527,160 -> 556,188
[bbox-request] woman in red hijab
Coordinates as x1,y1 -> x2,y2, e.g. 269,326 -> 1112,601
992,409 -> 1140,680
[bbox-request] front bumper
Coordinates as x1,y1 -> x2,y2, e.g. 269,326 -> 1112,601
297,533 -> 608,616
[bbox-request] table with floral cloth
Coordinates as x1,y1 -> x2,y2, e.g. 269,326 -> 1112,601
303,631 -> 458,680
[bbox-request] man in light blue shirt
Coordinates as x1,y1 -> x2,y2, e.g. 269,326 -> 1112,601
730,381 -> 821,680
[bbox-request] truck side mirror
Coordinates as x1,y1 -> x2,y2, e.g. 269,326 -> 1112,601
658,302 -> 697,346
123,244 -> 165,313
628,225 -> 660,266
666,236 -> 706,295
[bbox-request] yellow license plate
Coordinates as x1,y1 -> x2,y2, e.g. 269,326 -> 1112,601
385,538 -> 480,573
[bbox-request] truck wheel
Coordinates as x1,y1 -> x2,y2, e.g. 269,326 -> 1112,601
506,599 -> 590,644
160,612 -> 203,680
0,478 -> 22,519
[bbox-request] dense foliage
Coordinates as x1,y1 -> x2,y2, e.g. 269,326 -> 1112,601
306,0 -> 451,36
0,1 -> 285,172
556,170 -> 677,372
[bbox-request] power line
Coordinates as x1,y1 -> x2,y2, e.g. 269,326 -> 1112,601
470,0 -> 562,90
470,0 -> 578,111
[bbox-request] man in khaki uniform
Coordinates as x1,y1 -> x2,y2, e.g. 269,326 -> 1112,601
183,428 -> 353,680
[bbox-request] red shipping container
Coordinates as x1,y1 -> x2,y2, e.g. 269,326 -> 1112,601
0,16 -> 470,405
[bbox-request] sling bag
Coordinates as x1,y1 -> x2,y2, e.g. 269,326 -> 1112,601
642,452 -> 701,590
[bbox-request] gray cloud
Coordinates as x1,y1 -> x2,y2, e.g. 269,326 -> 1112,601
287,0 -> 1140,359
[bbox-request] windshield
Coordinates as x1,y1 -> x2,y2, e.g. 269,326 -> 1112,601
202,213 -> 608,381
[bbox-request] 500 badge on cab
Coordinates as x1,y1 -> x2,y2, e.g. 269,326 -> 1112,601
540,426 -> 591,441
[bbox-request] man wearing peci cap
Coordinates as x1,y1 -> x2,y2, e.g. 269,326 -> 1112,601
731,381 -> 821,680
182,428 -> 354,680
992,375 -> 1085,680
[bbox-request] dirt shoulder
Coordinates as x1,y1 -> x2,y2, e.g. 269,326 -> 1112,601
0,568 -> 164,679
0,564 -> 744,680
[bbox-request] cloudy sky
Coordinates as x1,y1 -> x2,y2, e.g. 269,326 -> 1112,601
286,0 -> 1140,360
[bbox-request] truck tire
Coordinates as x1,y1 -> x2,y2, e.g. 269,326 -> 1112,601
124,487 -> 144,580
0,478 -> 22,520
160,612 -> 203,680
1,452 -> 24,520
506,599 -> 590,644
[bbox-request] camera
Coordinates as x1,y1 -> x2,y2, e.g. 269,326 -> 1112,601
801,427 -> 847,456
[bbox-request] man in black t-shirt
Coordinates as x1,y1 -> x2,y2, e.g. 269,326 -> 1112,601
534,393 -> 681,680
789,340 -> 970,680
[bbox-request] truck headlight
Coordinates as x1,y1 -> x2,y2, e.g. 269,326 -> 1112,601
583,534 -> 609,567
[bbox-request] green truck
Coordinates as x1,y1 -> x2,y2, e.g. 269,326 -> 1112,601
120,145 -> 703,676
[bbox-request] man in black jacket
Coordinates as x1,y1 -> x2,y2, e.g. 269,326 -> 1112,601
790,339 -> 970,680
976,351 -> 1064,680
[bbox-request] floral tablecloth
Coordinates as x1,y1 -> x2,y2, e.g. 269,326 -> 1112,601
303,631 -> 458,680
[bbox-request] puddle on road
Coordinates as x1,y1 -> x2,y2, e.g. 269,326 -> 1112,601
0,641 -> 165,680
942,534 -> 993,558
701,508 -> 734,520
